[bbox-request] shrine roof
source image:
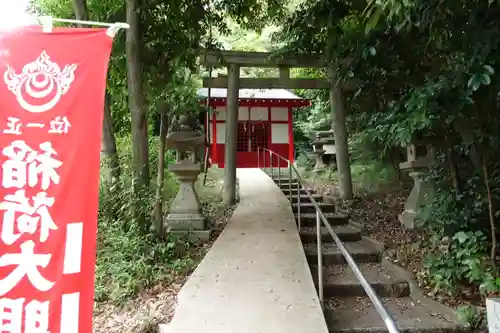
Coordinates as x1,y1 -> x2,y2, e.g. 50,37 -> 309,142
197,88 -> 310,107
198,88 -> 304,100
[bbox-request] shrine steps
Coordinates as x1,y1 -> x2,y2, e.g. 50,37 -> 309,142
274,178 -> 466,333
291,193 -> 323,203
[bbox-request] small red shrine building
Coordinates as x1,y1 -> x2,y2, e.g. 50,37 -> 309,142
199,88 -> 311,168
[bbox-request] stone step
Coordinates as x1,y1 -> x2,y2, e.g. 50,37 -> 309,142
270,172 -> 295,177
292,202 -> 335,214
291,194 -> 323,203
310,263 -> 410,297
295,212 -> 349,227
324,296 -> 463,333
272,178 -> 299,184
281,187 -> 310,196
276,181 -> 309,187
278,185 -> 302,194
278,184 -> 302,192
304,238 -> 382,265
300,225 -> 361,243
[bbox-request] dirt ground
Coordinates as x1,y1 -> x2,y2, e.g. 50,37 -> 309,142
310,179 -> 472,306
311,177 -> 497,330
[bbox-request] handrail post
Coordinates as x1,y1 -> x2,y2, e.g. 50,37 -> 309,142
277,157 -> 281,190
263,150 -> 267,173
316,209 -> 324,307
297,176 -> 301,231
288,161 -> 292,202
269,151 -> 273,178
278,157 -> 281,188
257,147 -> 260,169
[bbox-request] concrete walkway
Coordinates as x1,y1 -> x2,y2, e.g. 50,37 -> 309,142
163,168 -> 328,333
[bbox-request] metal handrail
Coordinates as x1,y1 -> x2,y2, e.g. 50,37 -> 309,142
257,147 -> 400,333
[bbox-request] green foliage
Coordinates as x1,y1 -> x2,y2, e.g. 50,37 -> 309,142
289,69 -> 331,160
95,136 -> 187,302
423,230 -> 491,296
31,0 -> 500,305
277,0 -> 500,299
95,220 -> 195,302
306,160 -> 399,192
414,154 -> 499,296
455,304 -> 482,329
95,137 -> 232,303
30,0 -> 282,305
32,0 -> 288,136
295,154 -> 315,171
349,162 -> 399,192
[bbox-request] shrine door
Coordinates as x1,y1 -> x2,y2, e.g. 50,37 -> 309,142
236,121 -> 269,168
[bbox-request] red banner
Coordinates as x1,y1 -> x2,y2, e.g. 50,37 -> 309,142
0,26 -> 113,333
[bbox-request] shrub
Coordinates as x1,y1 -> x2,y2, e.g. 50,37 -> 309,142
94,136 -> 193,303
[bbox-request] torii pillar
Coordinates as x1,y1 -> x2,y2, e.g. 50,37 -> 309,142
223,63 -> 239,205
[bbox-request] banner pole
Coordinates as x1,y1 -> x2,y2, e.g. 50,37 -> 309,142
37,16 -> 129,37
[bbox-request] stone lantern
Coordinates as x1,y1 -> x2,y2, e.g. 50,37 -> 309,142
312,137 -> 325,172
398,140 -> 435,229
312,130 -> 337,172
164,115 -> 211,242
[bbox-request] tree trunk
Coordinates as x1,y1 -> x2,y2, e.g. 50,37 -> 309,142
447,148 -> 460,192
72,0 -> 120,186
71,0 -> 89,21
483,159 -> 498,267
453,120 -> 482,170
126,0 -> 150,228
154,111 -> 167,235
329,67 -> 353,200
387,147 -> 403,184
101,93 -> 120,183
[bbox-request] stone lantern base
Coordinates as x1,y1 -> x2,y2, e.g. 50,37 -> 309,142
486,297 -> 500,333
313,149 -> 325,172
398,170 -> 430,229
167,227 -> 212,243
164,163 -> 211,242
